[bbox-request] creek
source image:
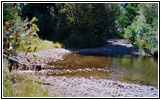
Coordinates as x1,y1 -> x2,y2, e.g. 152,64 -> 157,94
47,54 -> 158,87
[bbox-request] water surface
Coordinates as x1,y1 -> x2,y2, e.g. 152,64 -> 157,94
48,54 -> 158,87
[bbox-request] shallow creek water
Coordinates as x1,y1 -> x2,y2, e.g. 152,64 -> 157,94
47,54 -> 158,87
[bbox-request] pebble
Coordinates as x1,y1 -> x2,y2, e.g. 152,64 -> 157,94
40,76 -> 158,97
16,48 -> 71,65
12,46 -> 156,97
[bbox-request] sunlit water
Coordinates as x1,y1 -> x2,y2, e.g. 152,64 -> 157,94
48,54 -> 158,87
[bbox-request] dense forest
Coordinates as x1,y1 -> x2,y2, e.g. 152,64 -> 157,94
3,3 -> 158,55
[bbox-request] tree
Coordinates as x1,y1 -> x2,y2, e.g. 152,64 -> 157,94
19,3 -> 120,48
3,3 -> 19,25
116,3 -> 139,36
3,17 -> 39,71
124,3 -> 158,55
63,3 -> 120,48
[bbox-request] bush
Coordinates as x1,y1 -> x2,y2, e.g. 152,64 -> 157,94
20,37 -> 64,52
20,3 -> 120,48
124,10 -> 158,55
64,30 -> 106,48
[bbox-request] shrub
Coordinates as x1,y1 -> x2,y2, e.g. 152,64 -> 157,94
124,11 -> 158,55
64,30 -> 106,48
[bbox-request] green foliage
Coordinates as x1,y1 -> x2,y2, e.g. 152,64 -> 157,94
4,3 -> 158,55
124,3 -> 139,26
3,14 -> 40,71
124,3 -> 158,55
33,55 -> 38,61
64,31 -> 102,48
116,3 -> 139,36
3,17 -> 39,55
139,3 -> 158,26
3,68 -> 15,97
62,3 -> 120,48
20,3 -> 120,48
15,80 -> 49,97
3,3 -> 18,25
20,38 -> 63,52
3,68 -> 56,97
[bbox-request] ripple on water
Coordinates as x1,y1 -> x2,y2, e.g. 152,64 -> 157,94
47,54 -> 158,87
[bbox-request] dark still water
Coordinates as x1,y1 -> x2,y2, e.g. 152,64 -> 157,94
48,54 -> 158,87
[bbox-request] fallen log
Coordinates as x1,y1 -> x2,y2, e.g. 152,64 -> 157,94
3,54 -> 42,71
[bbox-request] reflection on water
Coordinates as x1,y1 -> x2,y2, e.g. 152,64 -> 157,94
48,54 -> 158,87
109,55 -> 158,87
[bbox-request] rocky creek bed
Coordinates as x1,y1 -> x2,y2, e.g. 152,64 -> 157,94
40,76 -> 158,97
3,39 -> 158,97
16,69 -> 158,97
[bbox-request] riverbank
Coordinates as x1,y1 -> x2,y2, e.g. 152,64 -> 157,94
39,76 -> 158,97
72,38 -> 151,56
9,69 -> 158,97
3,39 -> 158,97
14,39 -> 150,66
15,48 -> 71,65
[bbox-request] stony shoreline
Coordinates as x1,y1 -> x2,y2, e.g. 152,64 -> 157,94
14,39 -> 150,66
39,76 -> 158,97
3,39 -> 157,97
15,70 -> 158,97
15,48 -> 71,65
73,38 -> 151,56
13,47 -> 157,97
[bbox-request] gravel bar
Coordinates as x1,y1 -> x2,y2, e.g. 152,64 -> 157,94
7,39 -> 157,97
39,76 -> 158,97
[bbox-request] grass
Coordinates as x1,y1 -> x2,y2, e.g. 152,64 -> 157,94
3,67 -> 57,97
20,37 -> 64,52
3,36 -> 63,97
3,68 -> 15,97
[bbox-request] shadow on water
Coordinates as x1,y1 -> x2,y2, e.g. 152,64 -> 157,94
48,53 -> 158,87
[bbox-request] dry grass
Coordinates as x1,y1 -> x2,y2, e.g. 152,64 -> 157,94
3,67 -> 57,97
20,37 -> 64,52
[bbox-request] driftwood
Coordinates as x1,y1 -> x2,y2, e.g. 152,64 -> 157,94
3,54 -> 42,71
